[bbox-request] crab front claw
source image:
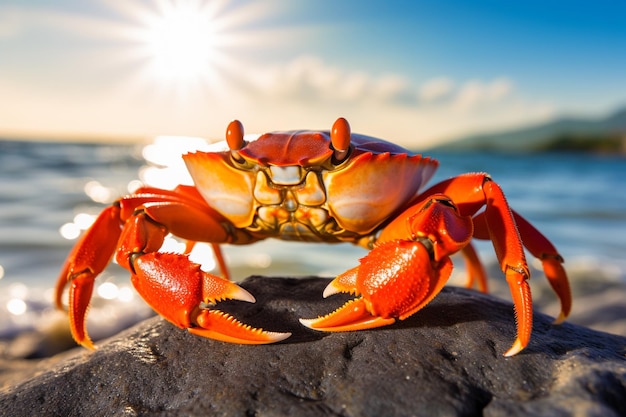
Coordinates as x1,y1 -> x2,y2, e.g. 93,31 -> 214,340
301,239 -> 453,333
130,253 -> 291,345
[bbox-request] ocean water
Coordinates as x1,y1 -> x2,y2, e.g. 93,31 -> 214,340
1,138 -> 625,340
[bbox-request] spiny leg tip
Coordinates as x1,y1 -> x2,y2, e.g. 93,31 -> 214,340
553,311 -> 567,325
503,338 -> 525,357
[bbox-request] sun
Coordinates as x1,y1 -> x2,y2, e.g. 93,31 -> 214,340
144,4 -> 218,82
120,0 -> 238,90
106,0 -> 289,100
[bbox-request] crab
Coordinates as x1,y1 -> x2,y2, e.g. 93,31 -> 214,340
55,118 -> 571,356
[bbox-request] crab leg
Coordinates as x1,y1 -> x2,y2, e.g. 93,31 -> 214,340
472,210 -> 572,322
461,243 -> 488,293
481,179 -> 532,357
54,204 -> 123,348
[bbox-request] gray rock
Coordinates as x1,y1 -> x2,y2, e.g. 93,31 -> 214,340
1,276 -> 625,417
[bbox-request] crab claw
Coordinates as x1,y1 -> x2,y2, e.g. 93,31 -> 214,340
130,252 -> 290,345
301,239 -> 453,333
299,297 -> 396,332
189,310 -> 291,344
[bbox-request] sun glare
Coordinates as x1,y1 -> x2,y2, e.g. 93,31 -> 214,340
103,0 -> 284,98
145,6 -> 217,81
118,0 -> 241,90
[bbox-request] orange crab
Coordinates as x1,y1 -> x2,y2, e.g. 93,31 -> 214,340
55,118 -> 571,356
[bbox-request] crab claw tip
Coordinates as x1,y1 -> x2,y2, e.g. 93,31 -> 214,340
228,285 -> 256,304
322,281 -> 342,298
300,299 -> 395,332
323,266 -> 360,298
298,317 -> 319,328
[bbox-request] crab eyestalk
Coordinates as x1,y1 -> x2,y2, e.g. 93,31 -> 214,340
331,117 -> 351,163
226,119 -> 245,162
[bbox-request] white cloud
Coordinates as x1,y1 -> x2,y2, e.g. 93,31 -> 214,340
238,56 -> 555,147
452,78 -> 514,111
336,71 -> 369,101
370,73 -> 410,102
252,56 -> 415,105
418,77 -> 455,102
250,56 -> 521,113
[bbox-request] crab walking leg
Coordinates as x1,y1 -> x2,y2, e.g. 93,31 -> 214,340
482,180 -> 532,357
461,243 -> 489,293
54,205 -> 123,349
510,211 -> 571,322
420,174 -> 538,356
55,205 -> 122,310
473,210 -> 572,323
210,243 -> 231,281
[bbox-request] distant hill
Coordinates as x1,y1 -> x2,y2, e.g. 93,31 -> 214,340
434,106 -> 626,153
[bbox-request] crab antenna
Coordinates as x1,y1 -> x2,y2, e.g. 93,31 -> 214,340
226,120 -> 245,160
331,117 -> 351,163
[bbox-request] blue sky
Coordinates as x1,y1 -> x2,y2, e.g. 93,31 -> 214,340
1,0 -> 625,147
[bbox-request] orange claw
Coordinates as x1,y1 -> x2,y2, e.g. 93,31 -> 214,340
131,252 -> 291,345
302,195 -> 468,335
190,310 -> 290,344
301,239 -> 454,333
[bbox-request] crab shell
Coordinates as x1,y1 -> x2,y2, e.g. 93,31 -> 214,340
182,120 -> 439,245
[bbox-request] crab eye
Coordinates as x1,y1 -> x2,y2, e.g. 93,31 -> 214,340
226,120 -> 244,150
331,117 -> 351,164
226,120 -> 245,162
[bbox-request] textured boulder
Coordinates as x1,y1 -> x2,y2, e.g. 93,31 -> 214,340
1,276 -> 625,417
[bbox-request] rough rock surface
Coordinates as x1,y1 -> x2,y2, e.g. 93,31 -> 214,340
1,276 -> 625,417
